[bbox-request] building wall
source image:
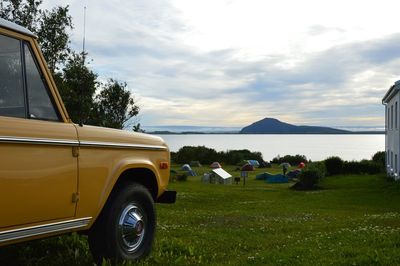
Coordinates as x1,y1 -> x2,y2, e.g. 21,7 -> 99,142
386,92 -> 400,180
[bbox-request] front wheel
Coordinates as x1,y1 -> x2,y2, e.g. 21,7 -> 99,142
89,183 -> 156,264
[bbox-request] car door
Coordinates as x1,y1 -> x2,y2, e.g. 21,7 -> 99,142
0,32 -> 78,228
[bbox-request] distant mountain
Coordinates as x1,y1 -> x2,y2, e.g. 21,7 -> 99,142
143,125 -> 241,133
240,118 -> 350,134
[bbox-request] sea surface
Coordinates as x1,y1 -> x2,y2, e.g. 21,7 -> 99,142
156,134 -> 385,161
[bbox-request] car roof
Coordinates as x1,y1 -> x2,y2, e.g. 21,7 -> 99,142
0,17 -> 36,38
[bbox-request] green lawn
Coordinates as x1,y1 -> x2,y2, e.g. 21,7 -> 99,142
2,165 -> 400,265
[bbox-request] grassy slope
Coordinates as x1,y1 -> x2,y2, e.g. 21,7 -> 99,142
1,165 -> 400,265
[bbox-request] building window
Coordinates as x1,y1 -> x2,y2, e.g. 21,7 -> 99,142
396,154 -> 398,173
391,151 -> 394,168
396,102 -> 398,129
391,105 -> 394,130
387,106 -> 390,130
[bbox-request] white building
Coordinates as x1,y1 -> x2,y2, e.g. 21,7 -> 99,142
202,168 -> 232,184
382,80 -> 400,180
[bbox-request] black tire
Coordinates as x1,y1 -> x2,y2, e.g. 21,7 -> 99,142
88,183 -> 156,264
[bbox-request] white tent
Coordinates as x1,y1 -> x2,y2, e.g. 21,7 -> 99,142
206,168 -> 232,184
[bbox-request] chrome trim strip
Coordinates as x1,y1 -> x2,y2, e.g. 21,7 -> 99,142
0,136 -> 79,146
80,141 -> 167,151
0,217 -> 91,243
0,136 -> 167,151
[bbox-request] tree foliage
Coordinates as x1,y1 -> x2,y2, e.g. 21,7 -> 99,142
132,123 -> 145,133
372,151 -> 385,167
171,146 -> 264,165
92,79 -> 139,129
37,6 -> 72,72
271,154 -> 309,165
1,1 -> 140,129
221,149 -> 263,165
0,0 -> 73,72
323,155 -> 384,176
324,156 -> 344,176
56,52 -> 97,124
0,0 -> 42,32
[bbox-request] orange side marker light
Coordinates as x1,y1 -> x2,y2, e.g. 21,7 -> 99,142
159,162 -> 169,169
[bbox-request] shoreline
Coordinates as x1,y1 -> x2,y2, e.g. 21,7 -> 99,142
149,131 -> 385,135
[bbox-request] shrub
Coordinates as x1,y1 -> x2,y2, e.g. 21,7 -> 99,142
343,160 -> 382,174
175,173 -> 188,182
271,154 -> 308,165
324,156 -> 344,176
221,149 -> 263,165
300,170 -> 320,188
292,170 -> 321,190
307,161 -> 326,178
342,161 -> 361,174
171,146 -> 264,165
361,160 -> 383,174
172,146 -> 219,164
291,162 -> 325,190
372,151 -> 385,167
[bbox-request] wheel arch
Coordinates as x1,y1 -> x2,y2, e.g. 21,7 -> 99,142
113,167 -> 159,201
91,164 -> 160,225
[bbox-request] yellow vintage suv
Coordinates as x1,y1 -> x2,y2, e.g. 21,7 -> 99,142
0,18 -> 176,263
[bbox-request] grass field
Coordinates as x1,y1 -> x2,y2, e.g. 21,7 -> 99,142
1,165 -> 400,265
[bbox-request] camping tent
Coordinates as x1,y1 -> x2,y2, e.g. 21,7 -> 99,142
255,172 -> 289,183
247,160 -> 260,167
265,174 -> 288,183
181,164 -> 197,176
241,164 -> 255,171
181,164 -> 191,171
210,162 -> 222,169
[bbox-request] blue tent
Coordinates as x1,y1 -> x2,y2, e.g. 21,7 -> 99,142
265,174 -> 288,183
255,172 -> 288,183
181,164 -> 197,176
181,164 -> 192,171
247,160 -> 260,167
256,172 -> 267,180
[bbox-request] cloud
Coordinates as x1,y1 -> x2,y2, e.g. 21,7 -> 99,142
40,0 -> 399,127
307,25 -> 345,36
214,34 -> 400,126
93,31 -> 396,127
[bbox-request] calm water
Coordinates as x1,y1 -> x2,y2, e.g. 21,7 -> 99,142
157,134 -> 385,161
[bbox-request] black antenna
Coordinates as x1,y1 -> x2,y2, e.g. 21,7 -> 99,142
79,6 -> 87,127
82,6 -> 86,61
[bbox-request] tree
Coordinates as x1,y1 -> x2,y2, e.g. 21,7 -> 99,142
57,52 -> 97,124
132,123 -> 145,133
37,6 -> 73,73
92,79 -> 139,129
0,0 -> 42,32
0,0 -> 73,72
1,1 -> 141,129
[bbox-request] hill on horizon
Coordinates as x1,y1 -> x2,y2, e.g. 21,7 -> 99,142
240,118 -> 350,134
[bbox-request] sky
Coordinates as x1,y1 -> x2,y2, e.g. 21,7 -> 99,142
42,0 -> 400,128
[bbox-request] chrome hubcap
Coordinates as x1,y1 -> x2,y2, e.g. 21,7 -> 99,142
118,203 -> 146,252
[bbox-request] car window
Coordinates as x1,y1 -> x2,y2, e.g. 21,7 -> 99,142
24,43 -> 60,121
0,34 -> 26,118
